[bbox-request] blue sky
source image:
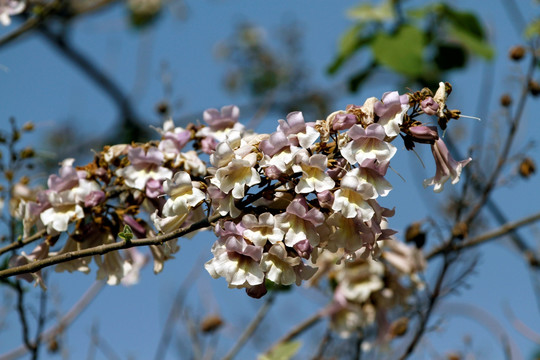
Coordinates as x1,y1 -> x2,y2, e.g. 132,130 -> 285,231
1,1 -> 540,359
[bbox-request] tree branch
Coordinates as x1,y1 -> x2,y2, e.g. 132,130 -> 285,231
0,212 -> 221,280
427,211 -> 540,260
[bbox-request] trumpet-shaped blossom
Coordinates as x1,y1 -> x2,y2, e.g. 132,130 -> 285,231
261,243 -> 301,286
241,213 -> 284,246
293,153 -> 335,194
423,138 -> 472,193
0,0 -> 24,26
373,91 -> 409,138
275,196 -> 325,247
211,152 -> 260,199
341,124 -> 397,166
162,171 -> 205,216
332,169 -> 377,220
277,111 -> 319,149
117,147 -> 172,191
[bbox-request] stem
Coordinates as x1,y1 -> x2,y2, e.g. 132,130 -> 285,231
0,229 -> 47,257
264,309 -> 324,356
427,211 -> 540,260
0,213 -> 221,280
222,292 -> 276,360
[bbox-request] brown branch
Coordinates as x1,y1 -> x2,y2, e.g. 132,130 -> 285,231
0,280 -> 106,360
264,308 -> 325,356
0,0 -> 60,48
463,50 -> 537,226
0,229 -> 47,257
0,212 -> 222,280
222,292 -> 276,360
426,211 -> 540,260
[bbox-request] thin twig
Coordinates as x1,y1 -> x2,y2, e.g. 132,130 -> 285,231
153,256 -> 204,360
265,309 -> 324,356
14,281 -> 34,354
0,280 -> 106,360
222,292 -> 276,360
427,211 -> 540,260
0,229 -> 47,257
463,50 -> 537,226
0,213 -> 220,279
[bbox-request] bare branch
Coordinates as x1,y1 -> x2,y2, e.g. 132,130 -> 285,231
427,211 -> 540,260
0,229 -> 47,257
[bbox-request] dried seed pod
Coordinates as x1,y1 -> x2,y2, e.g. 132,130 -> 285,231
518,157 -> 536,178
405,222 -> 426,248
500,94 -> 512,107
200,314 -> 224,333
509,45 -> 526,61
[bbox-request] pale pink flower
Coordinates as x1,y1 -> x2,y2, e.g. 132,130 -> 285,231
341,124 -> 397,166
0,0 -> 24,26
423,138 -> 471,193
162,171 -> 205,216
117,147 -> 172,191
197,105 -> 244,143
211,152 -> 260,199
332,168 -> 376,220
373,91 -> 409,138
261,243 -> 301,286
293,153 -> 335,194
277,111 -> 319,149
204,242 -> 264,288
241,213 -> 284,246
420,97 -> 439,116
9,242 -> 49,290
275,196 -> 324,247
40,191 -> 84,234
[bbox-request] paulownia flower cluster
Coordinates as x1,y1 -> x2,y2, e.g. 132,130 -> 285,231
8,83 -> 470,332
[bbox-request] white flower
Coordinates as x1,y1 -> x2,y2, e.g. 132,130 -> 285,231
332,169 -> 376,220
261,243 -> 301,286
242,213 -> 284,246
204,242 -> 264,288
293,153 -> 335,194
40,191 -> 84,234
210,152 -> 260,199
162,172 -> 205,216
341,124 -> 397,166
0,0 -> 24,26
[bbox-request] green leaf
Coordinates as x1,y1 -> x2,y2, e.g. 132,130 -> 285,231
118,225 -> 133,242
449,26 -> 494,59
258,341 -> 301,360
444,6 -> 486,39
347,0 -> 394,22
441,5 -> 493,59
371,25 -> 426,77
525,18 -> 540,39
327,23 -> 372,74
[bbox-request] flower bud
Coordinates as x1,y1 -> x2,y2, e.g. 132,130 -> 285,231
409,125 -> 438,143
518,157 -> 535,178
200,314 -> 223,333
246,283 -> 267,298
529,80 -> 540,96
500,94 -> 512,107
294,239 -> 313,259
509,45 -> 525,61
420,97 -> 439,116
317,190 -> 334,209
332,113 -> 356,131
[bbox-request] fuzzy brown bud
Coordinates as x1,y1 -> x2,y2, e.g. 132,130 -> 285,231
200,314 -> 223,333
22,122 -> 34,132
155,101 -> 169,115
389,317 -> 409,338
518,157 -> 536,178
452,222 -> 468,240
500,94 -> 512,107
405,222 -> 426,248
529,80 -> 540,96
509,45 -> 526,61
